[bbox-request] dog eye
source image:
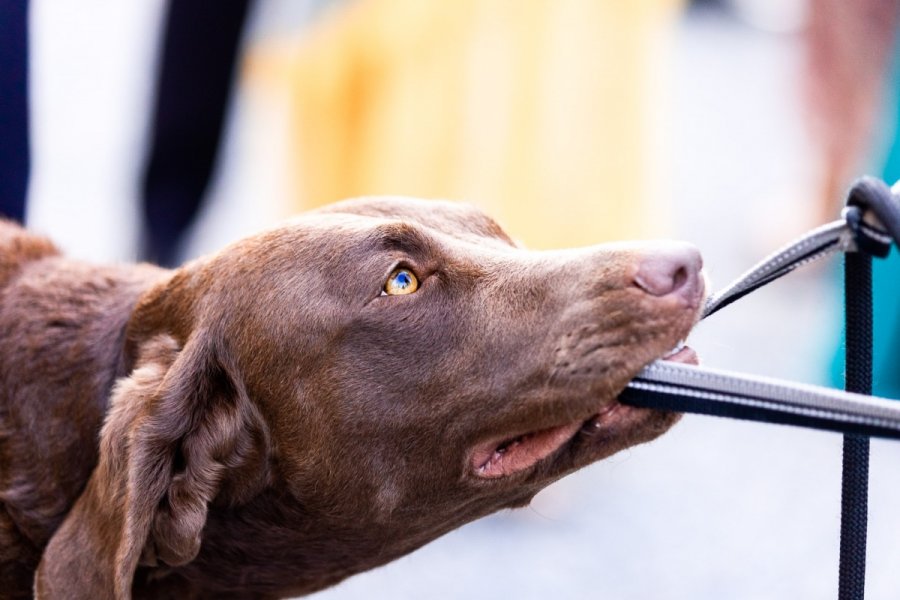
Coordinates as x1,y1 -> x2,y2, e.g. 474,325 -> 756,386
383,268 -> 419,296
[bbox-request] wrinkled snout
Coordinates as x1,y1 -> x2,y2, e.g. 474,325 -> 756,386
633,242 -> 704,307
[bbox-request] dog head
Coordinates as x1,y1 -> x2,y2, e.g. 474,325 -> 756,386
36,197 -> 703,597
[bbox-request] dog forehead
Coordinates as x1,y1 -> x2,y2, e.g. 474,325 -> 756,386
311,196 -> 516,247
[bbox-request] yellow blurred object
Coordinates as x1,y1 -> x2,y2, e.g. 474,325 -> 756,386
250,0 -> 681,248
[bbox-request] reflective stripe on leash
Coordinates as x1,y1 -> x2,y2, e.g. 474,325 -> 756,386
622,361 -> 900,439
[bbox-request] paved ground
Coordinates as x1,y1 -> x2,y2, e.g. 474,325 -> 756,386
25,4 -> 900,599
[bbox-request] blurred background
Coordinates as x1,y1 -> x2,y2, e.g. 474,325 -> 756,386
6,0 -> 900,597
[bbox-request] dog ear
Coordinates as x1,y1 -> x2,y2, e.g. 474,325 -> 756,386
34,332 -> 269,599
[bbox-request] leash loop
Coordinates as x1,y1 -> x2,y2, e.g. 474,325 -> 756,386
846,175 -> 900,247
843,205 -> 892,259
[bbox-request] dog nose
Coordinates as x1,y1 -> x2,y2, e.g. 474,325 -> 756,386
633,243 -> 703,300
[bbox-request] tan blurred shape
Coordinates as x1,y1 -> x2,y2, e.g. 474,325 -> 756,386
804,0 -> 899,219
251,0 -> 681,248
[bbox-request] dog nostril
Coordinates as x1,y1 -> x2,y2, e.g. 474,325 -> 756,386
671,265 -> 688,292
633,244 -> 702,298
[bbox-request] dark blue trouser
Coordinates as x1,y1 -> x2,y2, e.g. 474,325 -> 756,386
0,1 -> 252,264
0,0 -> 29,223
141,0 -> 253,266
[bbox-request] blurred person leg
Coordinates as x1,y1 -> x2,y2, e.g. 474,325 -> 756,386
865,32 -> 900,398
813,5 -> 900,399
141,0 -> 253,267
0,0 -> 29,222
804,0 -> 898,222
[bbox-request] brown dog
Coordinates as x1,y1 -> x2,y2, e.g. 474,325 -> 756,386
0,197 -> 703,599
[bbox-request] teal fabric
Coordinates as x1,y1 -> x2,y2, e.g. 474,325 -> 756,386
830,37 -> 900,399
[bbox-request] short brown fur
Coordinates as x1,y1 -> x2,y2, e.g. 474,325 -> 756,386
0,198 -> 702,599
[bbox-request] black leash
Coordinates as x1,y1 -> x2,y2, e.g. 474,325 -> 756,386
840,247 -> 871,600
620,176 -> 900,598
836,176 -> 894,600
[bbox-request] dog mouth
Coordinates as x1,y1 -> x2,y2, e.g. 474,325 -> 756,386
660,340 -> 698,365
471,341 -> 698,479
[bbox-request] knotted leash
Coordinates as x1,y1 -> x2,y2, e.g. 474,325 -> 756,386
620,175 -> 900,599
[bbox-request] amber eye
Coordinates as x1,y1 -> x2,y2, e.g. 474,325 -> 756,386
383,268 -> 419,295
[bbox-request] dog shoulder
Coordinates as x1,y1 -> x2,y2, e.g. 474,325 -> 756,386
0,220 -> 60,290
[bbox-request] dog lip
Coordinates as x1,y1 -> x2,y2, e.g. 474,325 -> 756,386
470,346 -> 699,481
660,345 -> 699,365
470,399 -> 635,480
471,420 -> 585,479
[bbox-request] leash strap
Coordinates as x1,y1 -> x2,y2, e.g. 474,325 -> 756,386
839,248 -> 872,599
621,176 -> 898,438
702,215 -> 888,319
624,361 -> 900,439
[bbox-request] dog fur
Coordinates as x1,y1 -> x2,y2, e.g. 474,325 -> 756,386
0,197 -> 703,598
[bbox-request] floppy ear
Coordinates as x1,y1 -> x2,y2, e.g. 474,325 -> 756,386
34,332 -> 270,599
